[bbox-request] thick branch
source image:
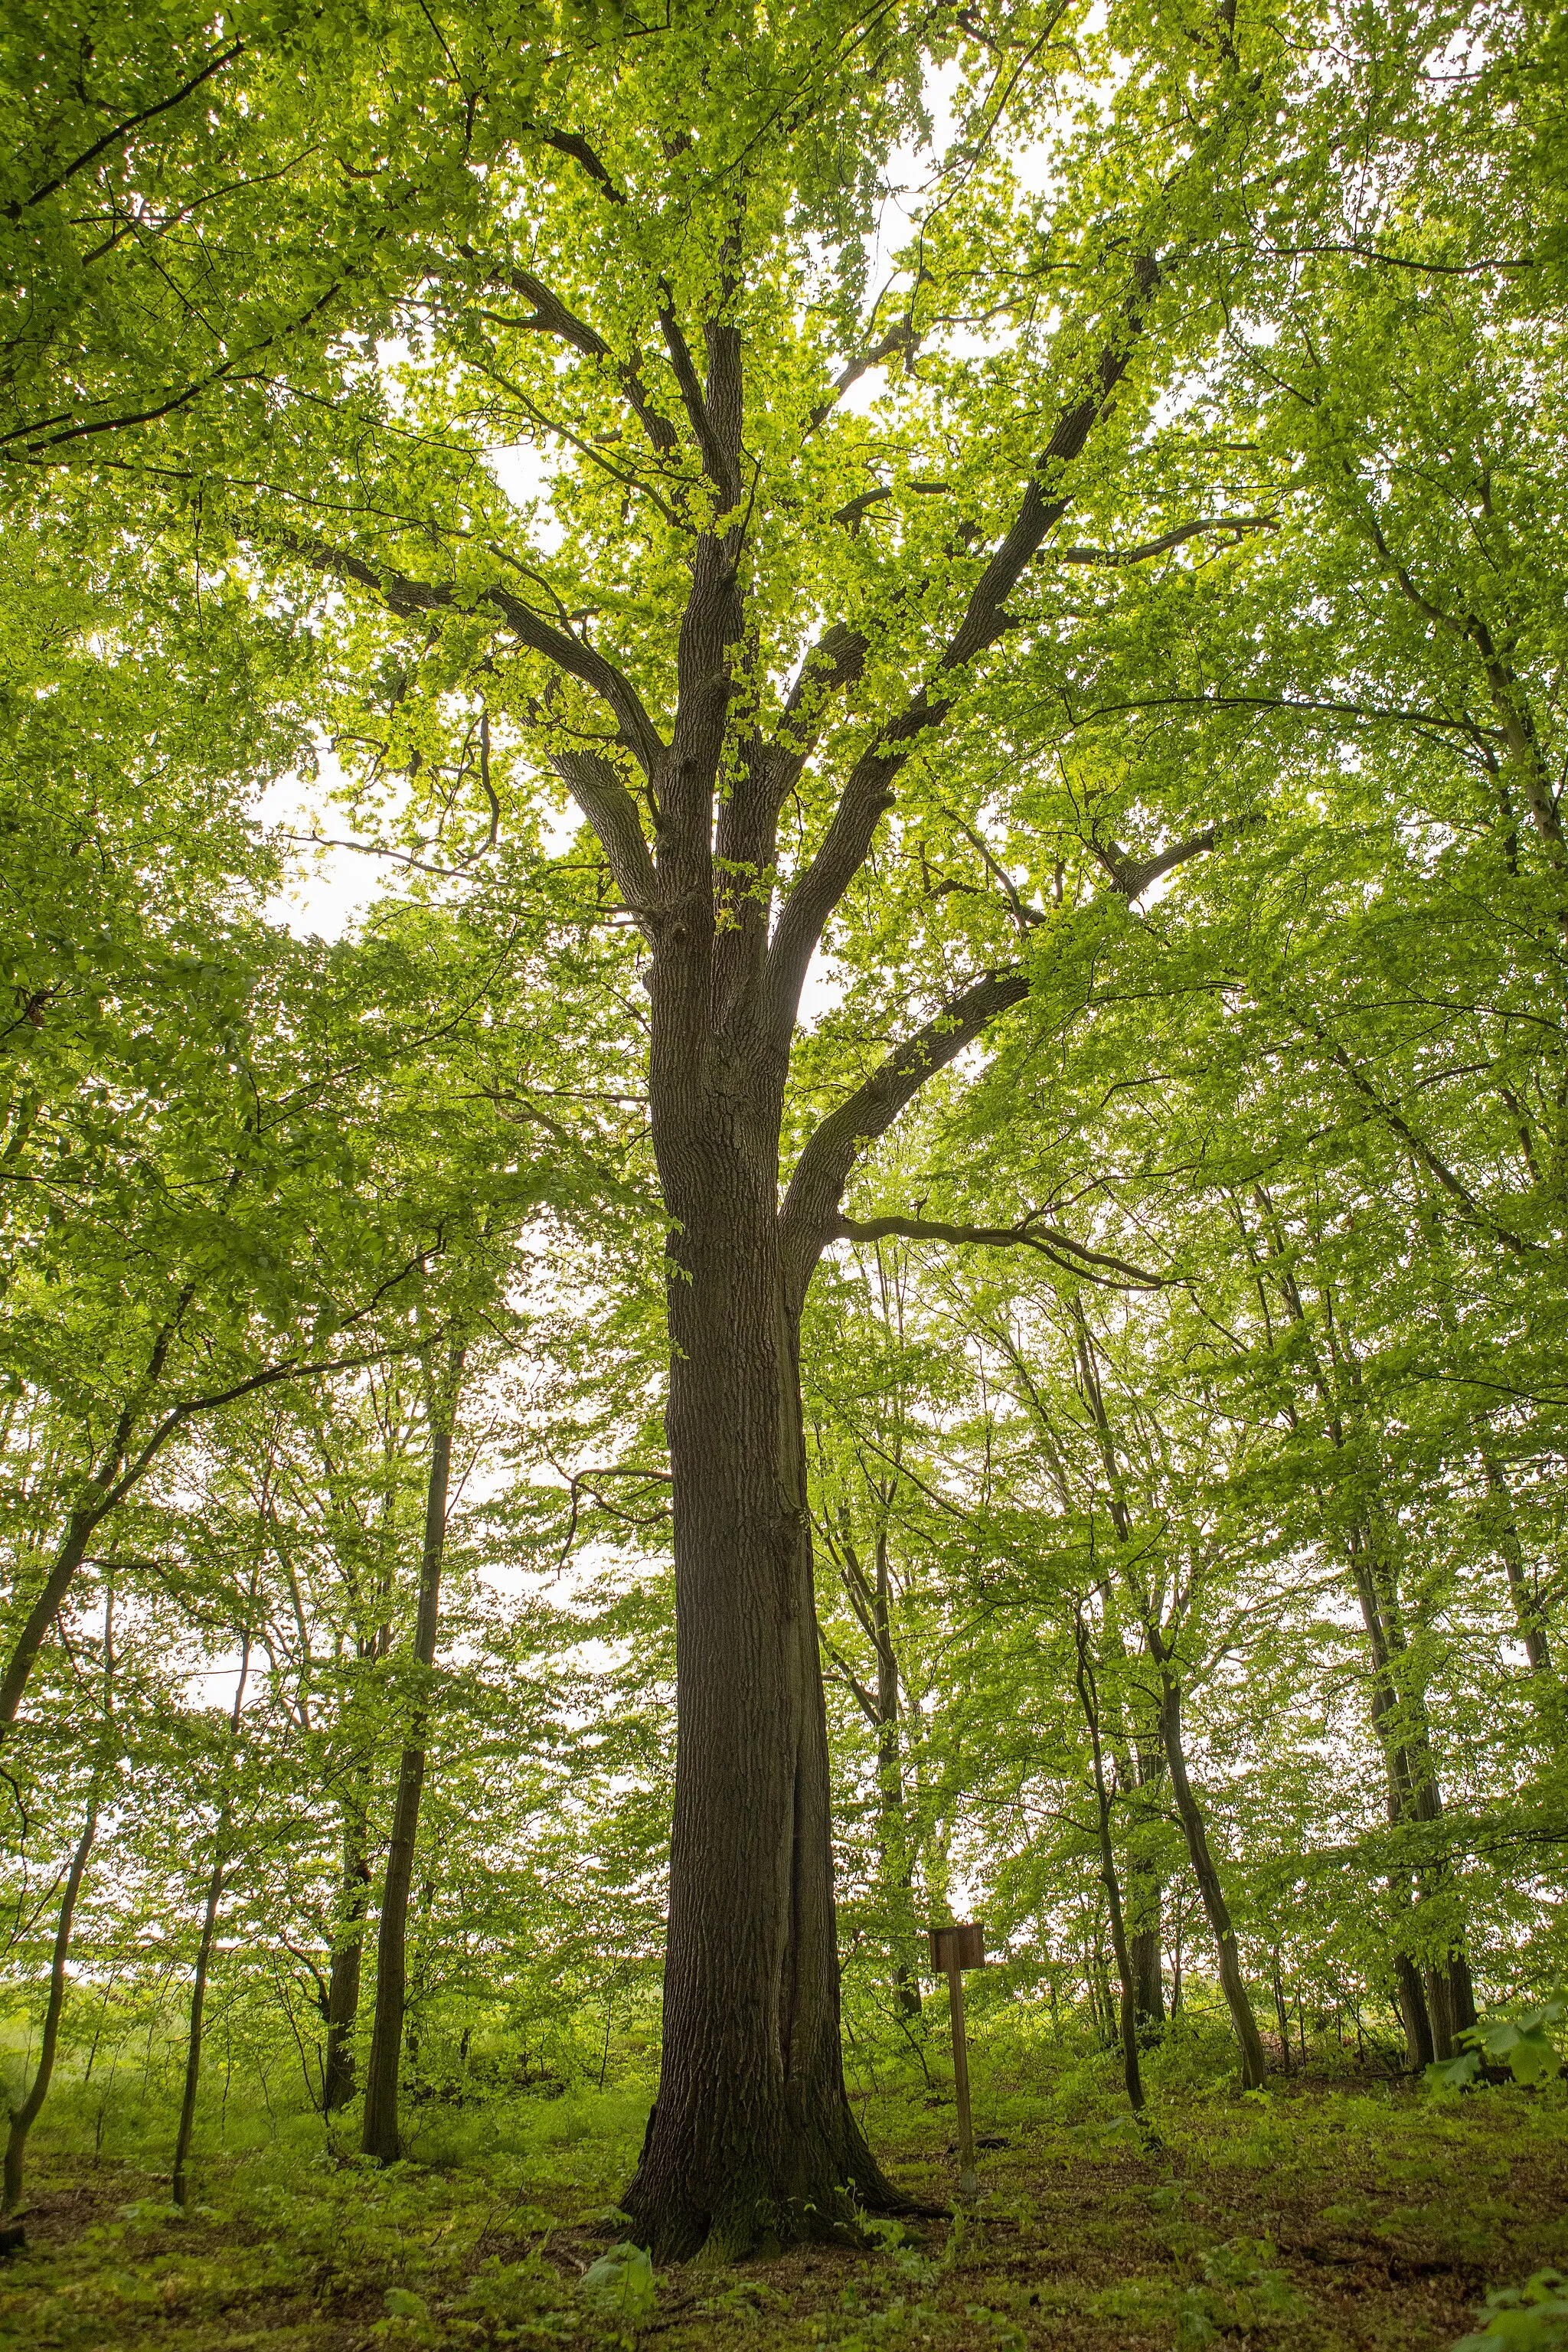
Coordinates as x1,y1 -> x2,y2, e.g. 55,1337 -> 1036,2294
808,320 -> 918,430
1094,820 -> 1243,901
765,254 -> 1161,1034
828,1211 -> 1166,1289
550,750 -> 659,918
779,965 -> 1032,1307
454,254 -> 679,455
279,535 -> 666,775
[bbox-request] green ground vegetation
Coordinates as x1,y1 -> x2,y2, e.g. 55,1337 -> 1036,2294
5,2012 -> 1566,2352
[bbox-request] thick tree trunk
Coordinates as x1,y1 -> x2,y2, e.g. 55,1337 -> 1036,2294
622,1161 -> 902,2260
362,1359 -> 460,2163
4,1792 -> 98,2214
323,1795 -> 371,2114
1156,1674 -> 1269,2089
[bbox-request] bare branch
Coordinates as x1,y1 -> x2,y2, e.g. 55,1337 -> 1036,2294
277,533 -> 667,776
828,1211 -> 1168,1289
1051,514 -> 1276,566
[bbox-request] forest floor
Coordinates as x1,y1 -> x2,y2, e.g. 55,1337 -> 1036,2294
4,2034 -> 1566,2352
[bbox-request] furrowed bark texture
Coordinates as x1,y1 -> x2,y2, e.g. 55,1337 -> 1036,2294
622,1082 -> 903,2256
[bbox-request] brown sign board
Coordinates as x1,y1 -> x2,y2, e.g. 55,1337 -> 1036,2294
928,1921 -> 985,1973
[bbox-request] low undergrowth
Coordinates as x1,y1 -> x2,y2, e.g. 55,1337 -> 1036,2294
4,2026 -> 1566,2352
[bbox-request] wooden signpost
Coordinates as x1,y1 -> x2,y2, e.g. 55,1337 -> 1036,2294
928,1921 -> 985,2200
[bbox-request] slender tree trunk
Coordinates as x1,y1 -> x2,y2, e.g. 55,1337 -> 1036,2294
1073,1615 -> 1145,2114
0,1507 -> 100,1730
1350,1538 -> 1477,2060
361,1352 -> 462,2162
1128,1746 -> 1167,2036
4,1793 -> 99,2214
1270,1950 -> 1291,2074
1482,1451 -> 1566,1754
172,1635 -> 250,2208
172,1850 -> 225,2207
867,1532 -> 920,2023
322,1793 -> 371,2114
1155,1674 -> 1269,2089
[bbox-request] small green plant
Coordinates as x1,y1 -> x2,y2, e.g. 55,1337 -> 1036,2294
1455,2271 -> 1568,2349
581,2240 -> 657,2328
1428,1999 -> 1568,2094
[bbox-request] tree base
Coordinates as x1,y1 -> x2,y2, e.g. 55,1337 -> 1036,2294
622,2098 -> 924,2263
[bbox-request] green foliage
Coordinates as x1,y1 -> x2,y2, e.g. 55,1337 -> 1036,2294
1429,2001 -> 1568,2094
1457,2272 -> 1568,2352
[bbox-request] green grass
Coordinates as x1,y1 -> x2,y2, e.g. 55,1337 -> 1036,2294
5,2024 -> 1567,2351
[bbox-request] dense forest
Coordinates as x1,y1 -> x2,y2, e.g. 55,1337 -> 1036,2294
4,0 -> 1568,2345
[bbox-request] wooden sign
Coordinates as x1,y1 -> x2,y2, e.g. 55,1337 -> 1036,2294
928,1921 -> 985,1973
927,1923 -> 985,2201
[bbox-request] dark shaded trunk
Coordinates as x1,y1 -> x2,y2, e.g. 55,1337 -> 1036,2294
1156,1672 -> 1269,2089
1073,1615 -> 1145,2115
1393,1955 -> 1434,2069
362,1354 -> 462,2163
1270,1950 -> 1291,2073
622,1171 -> 900,2260
5,1792 -> 98,2213
323,1795 -> 371,2115
1128,1747 -> 1167,2037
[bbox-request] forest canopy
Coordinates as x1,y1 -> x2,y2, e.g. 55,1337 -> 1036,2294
3,0 -> 1568,2342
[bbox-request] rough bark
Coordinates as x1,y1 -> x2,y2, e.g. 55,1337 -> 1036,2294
1155,1672 -> 1269,2089
361,1353 -> 462,2162
296,211 -> 1181,2254
622,1167 -> 903,2258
